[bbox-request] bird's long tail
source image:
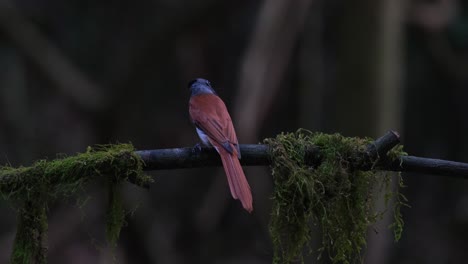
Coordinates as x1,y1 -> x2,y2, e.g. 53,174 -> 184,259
218,148 -> 253,213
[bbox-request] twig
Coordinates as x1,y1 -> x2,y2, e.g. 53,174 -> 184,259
369,130 -> 400,158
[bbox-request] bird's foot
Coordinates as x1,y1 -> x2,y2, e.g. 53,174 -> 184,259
192,143 -> 203,154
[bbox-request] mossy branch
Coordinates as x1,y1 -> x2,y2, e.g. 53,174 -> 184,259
0,130 -> 466,264
1,131 -> 465,193
1,144 -> 152,264
264,130 -> 408,263
138,131 -> 468,179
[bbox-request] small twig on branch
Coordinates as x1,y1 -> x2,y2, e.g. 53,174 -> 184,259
368,130 -> 400,158
136,131 -> 468,180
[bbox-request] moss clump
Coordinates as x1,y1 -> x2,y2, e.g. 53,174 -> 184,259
265,129 -> 406,264
0,144 -> 152,264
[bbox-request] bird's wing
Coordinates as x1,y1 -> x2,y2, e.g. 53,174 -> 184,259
189,94 -> 240,157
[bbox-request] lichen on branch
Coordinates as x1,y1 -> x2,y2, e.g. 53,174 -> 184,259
265,129 -> 407,264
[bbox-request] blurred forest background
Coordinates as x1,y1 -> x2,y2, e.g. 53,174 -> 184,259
0,0 -> 467,263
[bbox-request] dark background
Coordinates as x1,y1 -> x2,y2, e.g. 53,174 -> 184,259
0,0 -> 468,263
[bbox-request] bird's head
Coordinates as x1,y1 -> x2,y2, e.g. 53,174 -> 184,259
188,78 -> 216,96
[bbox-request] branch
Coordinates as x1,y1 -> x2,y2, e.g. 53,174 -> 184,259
136,144 -> 270,170
387,156 -> 468,179
136,131 -> 468,179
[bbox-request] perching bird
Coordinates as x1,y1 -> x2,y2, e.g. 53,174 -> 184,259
188,78 -> 253,213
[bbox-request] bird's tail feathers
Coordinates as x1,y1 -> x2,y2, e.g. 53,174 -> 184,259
218,149 -> 253,213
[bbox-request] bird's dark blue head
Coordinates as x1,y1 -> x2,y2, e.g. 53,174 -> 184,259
188,78 -> 216,96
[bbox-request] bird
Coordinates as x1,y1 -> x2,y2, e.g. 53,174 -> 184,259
188,78 -> 253,213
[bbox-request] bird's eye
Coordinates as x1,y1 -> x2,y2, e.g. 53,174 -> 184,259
206,80 -> 211,86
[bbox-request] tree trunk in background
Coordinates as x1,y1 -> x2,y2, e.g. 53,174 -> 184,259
299,1 -> 326,132
366,0 -> 405,263
375,0 -> 405,135
333,1 -> 405,263
234,0 -> 314,142
298,1 -> 327,261
333,1 -> 381,137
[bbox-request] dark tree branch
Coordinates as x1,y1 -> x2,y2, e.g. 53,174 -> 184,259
2,131 -> 463,191
387,156 -> 468,179
136,144 -> 271,170
136,131 -> 468,180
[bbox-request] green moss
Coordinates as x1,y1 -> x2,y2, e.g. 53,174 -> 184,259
11,201 -> 48,264
265,129 -> 406,264
0,144 -> 152,264
106,180 -> 125,247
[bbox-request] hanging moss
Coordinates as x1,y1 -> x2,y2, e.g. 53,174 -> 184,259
106,180 -> 125,247
0,144 -> 152,264
264,129 -> 407,264
10,201 -> 48,264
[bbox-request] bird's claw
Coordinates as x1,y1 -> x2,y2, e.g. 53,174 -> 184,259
192,143 -> 202,154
